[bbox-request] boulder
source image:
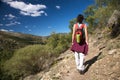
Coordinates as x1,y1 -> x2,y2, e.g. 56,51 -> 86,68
107,10 -> 120,38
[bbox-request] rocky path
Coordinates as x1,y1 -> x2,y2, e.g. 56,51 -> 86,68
24,37 -> 120,80
40,39 -> 101,80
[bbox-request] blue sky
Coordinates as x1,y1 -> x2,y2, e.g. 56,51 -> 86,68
0,0 -> 94,36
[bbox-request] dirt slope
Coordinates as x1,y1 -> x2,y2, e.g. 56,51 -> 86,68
24,35 -> 120,80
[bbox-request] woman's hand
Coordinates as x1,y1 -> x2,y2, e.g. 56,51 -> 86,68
86,41 -> 88,45
72,42 -> 74,45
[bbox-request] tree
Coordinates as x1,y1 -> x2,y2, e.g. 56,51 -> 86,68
84,0 -> 120,30
84,5 -> 96,18
68,18 -> 76,32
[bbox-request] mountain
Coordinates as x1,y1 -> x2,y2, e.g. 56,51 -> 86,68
0,31 -> 47,45
0,31 -> 47,63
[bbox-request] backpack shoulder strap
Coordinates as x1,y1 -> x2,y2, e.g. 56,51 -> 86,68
75,23 -> 85,30
75,23 -> 79,30
81,24 -> 85,28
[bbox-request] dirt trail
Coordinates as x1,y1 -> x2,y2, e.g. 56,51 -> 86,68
40,39 -> 101,80
24,36 -> 120,80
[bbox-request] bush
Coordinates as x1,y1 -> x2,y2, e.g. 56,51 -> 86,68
3,45 -> 52,80
47,33 -> 71,56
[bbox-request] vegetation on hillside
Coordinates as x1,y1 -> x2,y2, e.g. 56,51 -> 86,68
0,31 -> 46,64
0,31 -> 48,80
0,32 -> 71,80
84,0 -> 120,35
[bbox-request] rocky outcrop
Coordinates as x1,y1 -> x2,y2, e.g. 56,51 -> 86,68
107,10 -> 120,38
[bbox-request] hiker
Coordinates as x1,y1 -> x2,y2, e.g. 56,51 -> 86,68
71,14 -> 88,74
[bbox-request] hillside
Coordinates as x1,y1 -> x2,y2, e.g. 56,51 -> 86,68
24,33 -> 120,80
0,31 -> 70,80
0,31 -> 47,65
0,31 -> 47,45
0,31 -> 48,52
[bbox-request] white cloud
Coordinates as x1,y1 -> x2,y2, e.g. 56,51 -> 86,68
0,29 -> 8,32
3,14 -> 20,26
5,21 -> 21,26
2,0 -> 47,17
30,11 -> 45,17
28,29 -> 31,31
5,14 -> 16,20
56,6 -> 60,9
0,24 -> 3,26
44,13 -> 48,16
9,29 -> 14,32
48,26 -> 52,29
1,0 -> 12,2
24,26 -> 32,32
8,14 -> 15,18
20,11 -> 30,16
25,26 -> 28,28
0,29 -> 14,32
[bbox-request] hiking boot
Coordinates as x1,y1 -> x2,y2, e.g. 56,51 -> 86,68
79,70 -> 84,75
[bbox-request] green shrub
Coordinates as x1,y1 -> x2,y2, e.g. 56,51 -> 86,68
47,33 -> 70,56
3,45 -> 52,80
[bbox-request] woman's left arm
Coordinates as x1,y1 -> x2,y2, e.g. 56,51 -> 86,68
84,24 -> 88,45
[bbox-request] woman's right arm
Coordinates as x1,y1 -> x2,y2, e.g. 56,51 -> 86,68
72,24 -> 76,44
84,24 -> 88,45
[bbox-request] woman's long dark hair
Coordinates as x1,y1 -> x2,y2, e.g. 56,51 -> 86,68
76,14 -> 84,24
